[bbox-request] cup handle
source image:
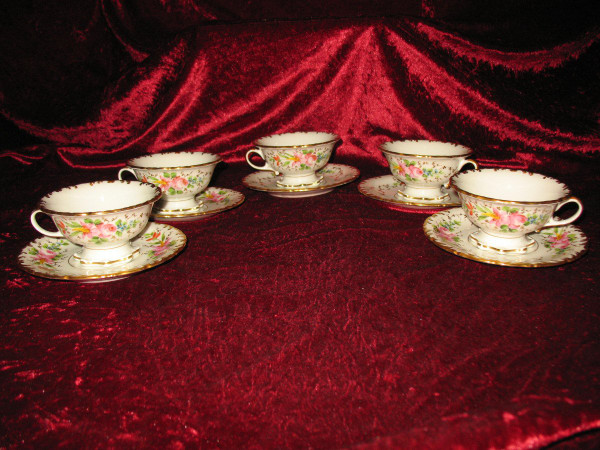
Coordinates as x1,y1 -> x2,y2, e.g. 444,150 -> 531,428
458,159 -> 478,171
31,209 -> 62,237
246,148 -> 279,174
118,167 -> 137,180
543,197 -> 583,228
444,159 -> 478,189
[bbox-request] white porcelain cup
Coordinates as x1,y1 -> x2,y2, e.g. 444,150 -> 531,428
245,132 -> 339,187
452,168 -> 583,254
30,180 -> 162,266
119,151 -> 221,213
380,140 -> 478,201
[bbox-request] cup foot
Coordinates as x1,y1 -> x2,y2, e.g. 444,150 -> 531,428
154,200 -> 205,214
276,174 -> 324,188
468,231 -> 538,254
69,246 -> 141,268
396,190 -> 449,202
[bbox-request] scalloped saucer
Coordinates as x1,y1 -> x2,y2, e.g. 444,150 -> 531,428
242,164 -> 360,198
152,187 -> 245,222
423,208 -> 588,267
18,223 -> 186,282
358,175 -> 460,210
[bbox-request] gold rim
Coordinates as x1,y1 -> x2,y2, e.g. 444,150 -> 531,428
127,152 -> 222,170
423,211 -> 588,268
380,140 -> 472,158
255,133 -> 339,149
242,164 -> 359,192
153,190 -> 245,219
357,176 -> 460,208
451,169 -> 571,205
40,180 -> 162,216
18,224 -> 186,281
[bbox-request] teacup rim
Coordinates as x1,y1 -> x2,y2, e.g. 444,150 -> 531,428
379,139 -> 473,158
254,131 -> 340,148
451,168 -> 571,205
126,151 -> 222,170
39,180 -> 162,216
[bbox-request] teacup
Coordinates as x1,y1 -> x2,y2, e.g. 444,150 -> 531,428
452,169 -> 583,254
119,151 -> 221,213
245,131 -> 339,187
380,140 -> 478,201
30,180 -> 162,266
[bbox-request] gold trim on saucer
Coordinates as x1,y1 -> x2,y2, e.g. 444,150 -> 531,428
18,223 -> 186,281
358,175 -> 460,209
423,208 -> 588,268
242,164 -> 360,193
152,188 -> 245,220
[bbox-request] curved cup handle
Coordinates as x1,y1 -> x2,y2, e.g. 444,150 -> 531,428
544,197 -> 583,228
458,158 -> 478,171
246,148 -> 278,174
31,209 -> 62,238
118,167 -> 138,180
444,159 -> 478,189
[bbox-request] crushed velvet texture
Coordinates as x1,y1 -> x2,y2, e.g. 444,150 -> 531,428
1,1 -> 600,448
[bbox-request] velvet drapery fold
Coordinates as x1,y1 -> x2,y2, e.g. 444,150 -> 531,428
1,2 -> 599,448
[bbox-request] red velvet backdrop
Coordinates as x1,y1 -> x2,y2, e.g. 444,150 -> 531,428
1,1 -> 600,448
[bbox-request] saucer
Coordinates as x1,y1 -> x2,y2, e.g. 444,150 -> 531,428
152,187 -> 245,221
242,164 -> 360,198
423,208 -> 588,268
18,223 -> 186,282
358,175 -> 460,209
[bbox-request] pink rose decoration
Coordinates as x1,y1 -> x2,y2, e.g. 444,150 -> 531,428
36,250 -> 56,264
301,152 -> 317,166
96,222 -> 117,238
548,233 -> 570,249
171,177 -> 189,190
206,191 -> 224,202
153,238 -> 171,256
394,160 -> 407,175
488,208 -> 527,230
407,165 -> 423,178
437,226 -> 456,242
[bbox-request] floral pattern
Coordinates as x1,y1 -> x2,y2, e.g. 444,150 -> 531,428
265,147 -> 330,172
423,208 -> 587,268
57,217 -> 140,245
19,223 -> 187,280
433,220 -> 461,242
542,228 -> 577,254
141,172 -> 204,196
463,201 -> 549,233
199,189 -> 230,204
28,240 -> 69,267
143,230 -> 174,258
388,157 -> 448,183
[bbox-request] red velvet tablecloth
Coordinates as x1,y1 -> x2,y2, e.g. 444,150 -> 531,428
1,2 -> 600,448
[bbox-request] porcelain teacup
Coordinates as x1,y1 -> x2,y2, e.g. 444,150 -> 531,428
245,131 -> 339,187
380,140 -> 478,201
119,151 -> 221,213
452,169 -> 583,254
30,180 -> 162,266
